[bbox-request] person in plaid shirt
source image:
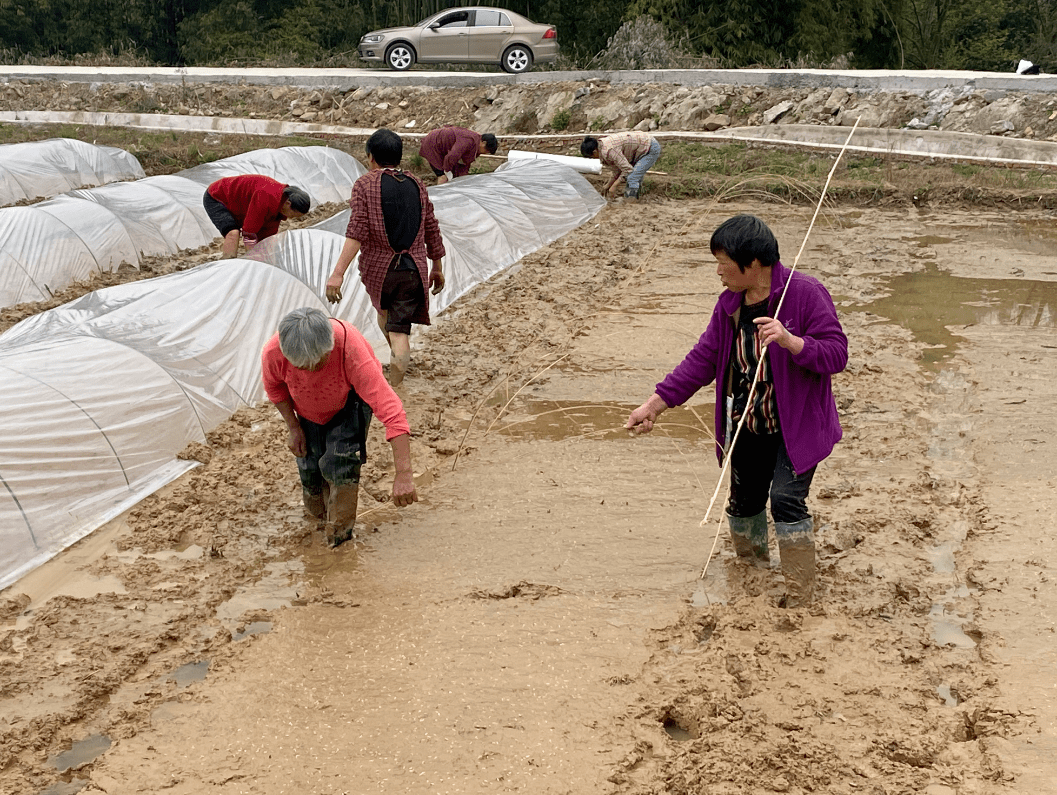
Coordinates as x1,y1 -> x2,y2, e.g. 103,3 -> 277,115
580,131 -> 662,199
326,129 -> 445,388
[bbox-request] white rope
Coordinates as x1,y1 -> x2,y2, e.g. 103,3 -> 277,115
699,118 -> 861,580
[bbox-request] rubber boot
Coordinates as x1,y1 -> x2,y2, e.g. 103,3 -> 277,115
776,518 -> 816,608
727,510 -> 769,563
302,485 -> 327,521
623,185 -> 640,199
324,482 -> 359,548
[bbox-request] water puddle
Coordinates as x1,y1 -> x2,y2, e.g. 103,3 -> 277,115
48,734 -> 111,773
904,234 -> 955,247
930,606 -> 977,648
38,781 -> 87,795
492,400 -> 715,443
663,718 -> 695,742
861,264 -> 1057,368
113,544 -> 204,564
937,683 -> 959,706
168,659 -> 209,687
232,621 -> 272,641
215,560 -> 302,629
865,268 -> 995,651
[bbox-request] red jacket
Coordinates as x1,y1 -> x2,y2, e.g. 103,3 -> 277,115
207,174 -> 288,240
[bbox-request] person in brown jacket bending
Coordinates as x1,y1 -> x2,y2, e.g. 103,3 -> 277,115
419,125 -> 498,184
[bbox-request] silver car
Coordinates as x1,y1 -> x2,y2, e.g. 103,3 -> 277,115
357,6 -> 559,74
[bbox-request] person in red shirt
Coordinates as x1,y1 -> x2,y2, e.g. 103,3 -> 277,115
325,129 -> 445,388
204,175 -> 311,258
419,125 -> 498,184
262,307 -> 418,547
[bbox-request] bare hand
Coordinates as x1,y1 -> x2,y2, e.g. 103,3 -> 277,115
392,472 -> 418,507
325,274 -> 344,303
430,267 -> 445,295
626,403 -> 659,435
436,175 -> 450,185
753,317 -> 804,353
287,425 -> 307,457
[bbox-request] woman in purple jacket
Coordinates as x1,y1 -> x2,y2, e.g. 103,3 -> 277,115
626,215 -> 848,607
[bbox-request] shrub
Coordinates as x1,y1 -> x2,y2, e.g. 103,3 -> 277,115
589,16 -> 691,71
551,108 -> 571,131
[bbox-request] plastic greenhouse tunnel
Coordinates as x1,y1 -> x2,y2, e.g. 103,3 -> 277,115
0,145 -> 366,309
0,158 -> 604,589
0,138 -> 145,207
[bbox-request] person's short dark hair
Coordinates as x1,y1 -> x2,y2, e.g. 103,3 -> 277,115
282,186 -> 311,214
580,136 -> 599,158
366,128 -> 402,167
710,215 -> 780,272
480,132 -> 498,154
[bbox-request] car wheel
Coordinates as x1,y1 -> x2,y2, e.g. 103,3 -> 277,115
386,43 -> 415,71
501,45 -> 533,74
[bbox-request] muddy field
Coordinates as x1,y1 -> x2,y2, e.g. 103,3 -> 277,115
2,170 -> 1057,794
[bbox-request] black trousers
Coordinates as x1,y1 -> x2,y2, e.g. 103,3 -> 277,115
726,430 -> 815,524
296,390 -> 373,492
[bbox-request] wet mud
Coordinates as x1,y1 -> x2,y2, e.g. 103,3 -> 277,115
1,199 -> 1055,794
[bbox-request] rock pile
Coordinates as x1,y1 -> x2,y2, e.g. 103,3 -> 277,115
3,77 -> 1057,140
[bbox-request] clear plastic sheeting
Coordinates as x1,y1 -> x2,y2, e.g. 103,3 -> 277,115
0,146 -> 366,309
0,259 -> 321,589
177,146 -> 366,201
0,159 -> 603,590
0,138 -> 145,207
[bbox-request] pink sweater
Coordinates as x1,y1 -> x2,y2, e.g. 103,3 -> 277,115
262,319 -> 410,440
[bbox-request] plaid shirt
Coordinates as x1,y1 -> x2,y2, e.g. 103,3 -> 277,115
599,132 -> 653,179
345,169 -> 445,326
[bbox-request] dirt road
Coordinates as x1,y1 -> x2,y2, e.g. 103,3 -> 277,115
1,196 -> 1054,795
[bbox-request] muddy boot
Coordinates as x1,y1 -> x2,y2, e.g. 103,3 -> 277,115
324,483 -> 359,548
302,487 -> 327,521
727,511 -> 769,564
623,185 -> 640,199
776,518 -> 816,608
389,349 -> 410,388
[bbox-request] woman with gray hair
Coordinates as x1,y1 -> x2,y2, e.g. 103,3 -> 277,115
262,307 -> 417,547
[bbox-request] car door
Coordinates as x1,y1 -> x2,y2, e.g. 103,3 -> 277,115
417,10 -> 470,62
466,9 -> 513,61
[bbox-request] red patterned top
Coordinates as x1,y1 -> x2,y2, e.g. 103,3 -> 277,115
345,169 -> 445,326
262,319 -> 410,440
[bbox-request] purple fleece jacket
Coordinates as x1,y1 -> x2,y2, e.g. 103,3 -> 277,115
655,261 -> 848,475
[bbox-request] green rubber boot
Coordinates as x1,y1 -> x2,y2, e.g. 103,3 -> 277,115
727,510 -> 769,563
776,518 -> 816,608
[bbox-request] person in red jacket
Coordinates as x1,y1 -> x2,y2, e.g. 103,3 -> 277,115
204,175 -> 311,258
